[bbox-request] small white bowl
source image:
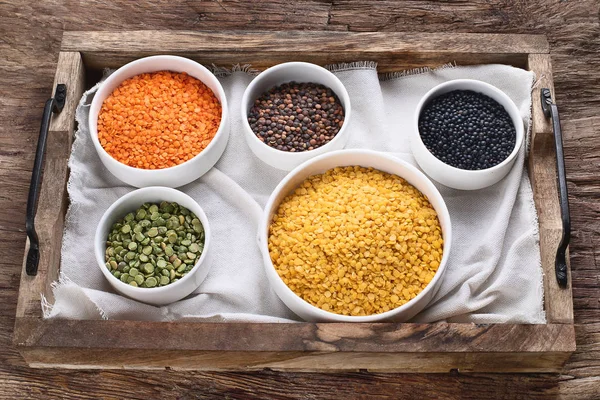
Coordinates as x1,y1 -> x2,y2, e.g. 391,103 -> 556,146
241,62 -> 352,171
89,55 -> 230,188
411,79 -> 524,190
259,149 -> 452,322
95,187 -> 211,306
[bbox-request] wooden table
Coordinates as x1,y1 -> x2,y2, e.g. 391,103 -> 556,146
1,1 -> 598,398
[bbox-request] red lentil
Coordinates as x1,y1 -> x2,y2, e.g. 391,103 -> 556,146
97,71 -> 222,169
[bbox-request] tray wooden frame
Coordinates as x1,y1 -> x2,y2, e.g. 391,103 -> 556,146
13,31 -> 575,373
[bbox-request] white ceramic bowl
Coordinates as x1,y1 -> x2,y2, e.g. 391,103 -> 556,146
241,62 -> 352,171
95,187 -> 211,306
411,79 -> 524,190
89,55 -> 230,188
259,149 -> 452,322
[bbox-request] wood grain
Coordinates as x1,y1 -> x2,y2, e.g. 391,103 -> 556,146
62,31 -> 549,53
527,53 -> 574,324
18,349 -> 572,373
15,52 -> 85,319
61,30 -> 546,72
13,319 -> 575,353
1,0 -> 599,399
13,320 -> 575,373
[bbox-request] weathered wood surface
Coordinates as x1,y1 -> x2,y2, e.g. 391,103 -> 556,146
527,53 -> 574,324
11,318 -> 575,372
16,52 -> 85,319
18,349 -> 573,374
61,30 -> 547,71
12,319 -> 574,353
1,0 -> 599,399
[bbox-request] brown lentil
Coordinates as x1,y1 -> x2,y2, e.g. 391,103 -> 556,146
268,166 -> 443,316
247,82 -> 344,152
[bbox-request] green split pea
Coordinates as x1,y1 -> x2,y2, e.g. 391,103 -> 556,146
104,201 -> 205,288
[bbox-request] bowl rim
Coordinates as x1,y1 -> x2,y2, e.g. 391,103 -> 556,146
413,78 -> 524,176
240,61 -> 352,159
94,186 -> 211,295
259,148 -> 452,322
88,55 -> 229,174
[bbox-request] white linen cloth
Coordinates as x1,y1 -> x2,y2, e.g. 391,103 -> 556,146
44,63 -> 545,323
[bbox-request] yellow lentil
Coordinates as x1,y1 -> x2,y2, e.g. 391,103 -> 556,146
268,166 -> 443,316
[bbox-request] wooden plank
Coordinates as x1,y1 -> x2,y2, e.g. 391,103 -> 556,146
78,52 -> 530,74
19,348 -> 572,373
14,319 -> 574,372
15,52 -> 85,319
61,31 -> 550,54
60,31 -> 548,71
14,319 -> 575,353
527,53 -> 574,324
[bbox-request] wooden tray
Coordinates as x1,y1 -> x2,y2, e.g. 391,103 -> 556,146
14,31 -> 575,373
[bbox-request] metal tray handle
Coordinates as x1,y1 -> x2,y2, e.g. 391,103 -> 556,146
25,84 -> 66,276
541,88 -> 571,288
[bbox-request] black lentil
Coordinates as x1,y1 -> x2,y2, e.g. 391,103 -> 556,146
418,90 -> 516,170
247,82 -> 345,152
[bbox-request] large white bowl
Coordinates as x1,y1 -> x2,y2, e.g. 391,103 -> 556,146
241,62 -> 352,171
95,187 -> 211,306
411,79 -> 524,191
259,149 -> 452,322
89,55 -> 230,188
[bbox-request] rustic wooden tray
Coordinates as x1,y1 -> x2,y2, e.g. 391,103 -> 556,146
14,31 -> 575,373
